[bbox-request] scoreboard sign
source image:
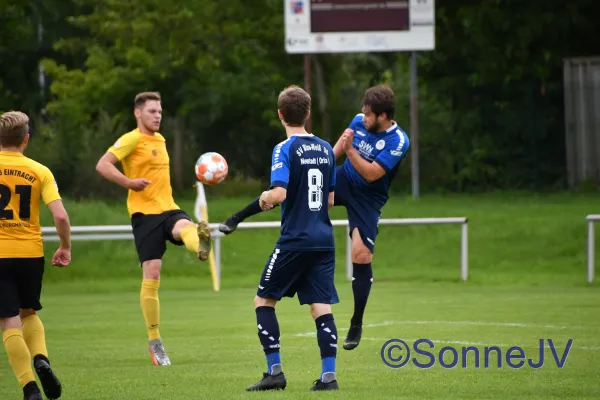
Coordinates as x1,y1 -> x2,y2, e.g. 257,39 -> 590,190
285,0 -> 435,53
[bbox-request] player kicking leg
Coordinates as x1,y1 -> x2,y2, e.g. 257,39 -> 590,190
96,92 -> 213,365
222,85 -> 410,351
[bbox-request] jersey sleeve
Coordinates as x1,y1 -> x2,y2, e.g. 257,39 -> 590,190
374,130 -> 410,172
40,166 -> 61,205
107,132 -> 139,161
270,140 -> 291,189
348,113 -> 364,130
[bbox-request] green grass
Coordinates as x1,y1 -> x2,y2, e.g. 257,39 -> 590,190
1,283 -> 599,399
1,192 -> 600,398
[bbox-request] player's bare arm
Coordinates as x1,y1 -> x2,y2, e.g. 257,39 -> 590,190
259,187 -> 286,210
96,152 -> 151,191
341,129 -> 386,183
47,199 -> 71,267
328,191 -> 335,210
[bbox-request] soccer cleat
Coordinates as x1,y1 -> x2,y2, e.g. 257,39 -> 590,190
149,339 -> 171,366
22,381 -> 43,400
196,220 -> 212,261
310,378 -> 340,391
245,372 -> 287,391
343,324 -> 363,350
33,355 -> 62,399
218,215 -> 240,236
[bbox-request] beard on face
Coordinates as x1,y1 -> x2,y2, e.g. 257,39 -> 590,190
367,120 -> 381,133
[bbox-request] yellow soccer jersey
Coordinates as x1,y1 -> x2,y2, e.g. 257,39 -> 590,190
0,151 -> 61,258
107,129 -> 179,216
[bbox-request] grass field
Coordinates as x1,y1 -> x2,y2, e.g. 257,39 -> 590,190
1,192 -> 600,399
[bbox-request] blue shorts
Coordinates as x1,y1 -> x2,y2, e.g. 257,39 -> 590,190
334,169 -> 381,254
257,249 -> 339,306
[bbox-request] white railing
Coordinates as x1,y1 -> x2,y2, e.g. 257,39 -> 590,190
41,217 -> 469,286
587,215 -> 600,283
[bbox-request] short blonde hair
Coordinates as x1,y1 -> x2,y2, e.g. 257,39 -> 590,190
0,111 -> 29,147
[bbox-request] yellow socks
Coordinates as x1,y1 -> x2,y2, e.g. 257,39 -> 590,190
21,314 -> 48,358
141,279 -> 161,341
2,329 -> 35,387
180,224 -> 199,253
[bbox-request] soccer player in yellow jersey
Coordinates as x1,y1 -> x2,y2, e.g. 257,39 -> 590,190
95,91 -> 212,366
0,111 -> 71,400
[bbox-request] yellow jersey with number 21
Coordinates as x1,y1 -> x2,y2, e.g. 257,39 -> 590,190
0,151 -> 61,258
107,129 -> 179,217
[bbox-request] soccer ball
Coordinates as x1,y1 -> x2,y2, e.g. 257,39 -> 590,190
195,152 -> 228,185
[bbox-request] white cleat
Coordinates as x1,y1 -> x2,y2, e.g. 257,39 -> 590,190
149,339 -> 171,366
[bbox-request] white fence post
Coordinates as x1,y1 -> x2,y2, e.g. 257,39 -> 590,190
587,215 -> 600,283
42,217 -> 469,285
461,221 -> 469,281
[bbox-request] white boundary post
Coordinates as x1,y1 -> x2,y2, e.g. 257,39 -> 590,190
587,215 -> 600,283
462,221 -> 469,281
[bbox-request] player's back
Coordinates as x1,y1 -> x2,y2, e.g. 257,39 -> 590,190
0,151 -> 60,258
272,134 -> 336,251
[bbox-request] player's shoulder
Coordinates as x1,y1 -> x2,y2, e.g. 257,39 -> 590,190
349,113 -> 365,127
21,156 -> 54,179
383,123 -> 410,154
115,129 -> 142,145
153,132 -> 166,141
312,134 -> 334,150
273,136 -> 294,152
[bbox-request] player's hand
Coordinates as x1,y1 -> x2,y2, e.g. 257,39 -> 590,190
52,247 -> 71,267
259,191 -> 274,211
127,178 -> 151,191
341,128 -> 354,152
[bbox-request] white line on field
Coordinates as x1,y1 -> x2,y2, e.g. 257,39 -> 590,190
292,320 -> 600,351
293,320 -> 582,337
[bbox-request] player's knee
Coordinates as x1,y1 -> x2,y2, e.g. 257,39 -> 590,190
352,245 -> 372,264
19,309 -> 36,319
171,218 -> 193,240
310,303 -> 331,319
142,260 -> 162,280
0,316 -> 21,331
254,296 -> 276,308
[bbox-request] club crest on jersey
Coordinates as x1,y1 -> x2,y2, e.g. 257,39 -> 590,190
376,139 -> 386,150
152,149 -> 158,156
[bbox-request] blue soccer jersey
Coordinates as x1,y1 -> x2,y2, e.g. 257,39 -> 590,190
340,113 -> 410,208
270,134 -> 336,251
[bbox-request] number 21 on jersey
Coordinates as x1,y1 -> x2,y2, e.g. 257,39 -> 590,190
0,184 -> 32,220
308,168 -> 324,211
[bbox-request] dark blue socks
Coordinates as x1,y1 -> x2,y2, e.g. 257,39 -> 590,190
351,263 -> 373,326
315,313 -> 337,382
256,306 -> 281,375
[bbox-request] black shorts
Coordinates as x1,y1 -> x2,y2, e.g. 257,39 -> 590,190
0,257 -> 45,318
257,249 -> 339,306
131,209 -> 193,264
